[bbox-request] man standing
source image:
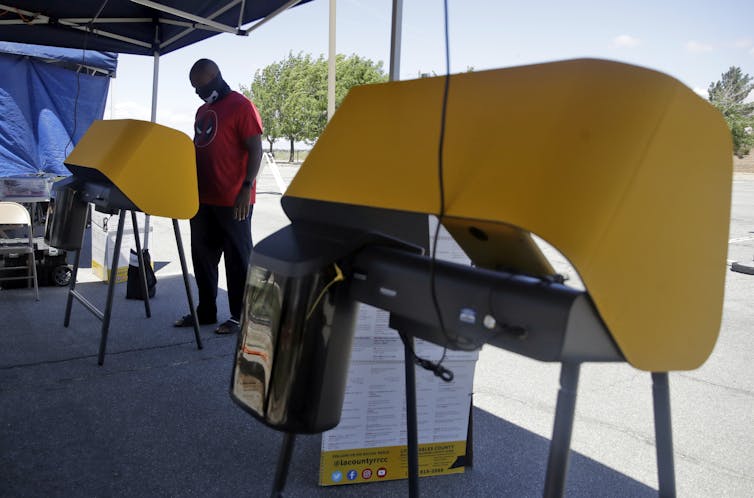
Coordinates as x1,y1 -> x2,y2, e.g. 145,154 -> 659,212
174,58 -> 263,335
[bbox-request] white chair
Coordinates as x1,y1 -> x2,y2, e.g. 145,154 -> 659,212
0,201 -> 39,300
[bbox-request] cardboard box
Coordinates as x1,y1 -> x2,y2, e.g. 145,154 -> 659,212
91,219 -> 153,284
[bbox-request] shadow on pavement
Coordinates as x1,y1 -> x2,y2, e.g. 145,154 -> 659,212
1,275 -> 656,497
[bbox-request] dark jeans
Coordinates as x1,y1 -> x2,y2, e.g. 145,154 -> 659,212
190,204 -> 253,322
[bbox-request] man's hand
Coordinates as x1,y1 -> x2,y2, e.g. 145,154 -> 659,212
234,185 -> 252,220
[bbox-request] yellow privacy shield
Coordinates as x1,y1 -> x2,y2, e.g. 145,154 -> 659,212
65,119 -> 198,219
286,58 -> 732,371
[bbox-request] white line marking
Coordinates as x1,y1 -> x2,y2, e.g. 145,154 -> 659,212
728,235 -> 754,243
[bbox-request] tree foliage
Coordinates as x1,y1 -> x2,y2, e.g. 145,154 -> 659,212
708,66 -> 754,158
332,54 -> 387,108
243,52 -> 387,161
240,61 -> 283,153
279,52 -> 326,159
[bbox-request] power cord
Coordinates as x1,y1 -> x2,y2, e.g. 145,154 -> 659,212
306,262 -> 345,320
64,0 -> 111,159
410,0 -> 465,383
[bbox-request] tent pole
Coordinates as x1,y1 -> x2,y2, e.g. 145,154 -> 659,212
389,0 -> 403,82
144,49 -> 160,250
109,78 -> 115,119
390,5 -> 414,496
327,0 -> 336,121
150,51 -> 159,123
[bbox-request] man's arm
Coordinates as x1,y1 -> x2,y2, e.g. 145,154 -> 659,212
244,133 -> 263,183
233,133 -> 263,221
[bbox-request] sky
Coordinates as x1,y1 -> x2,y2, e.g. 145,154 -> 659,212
105,0 -> 754,139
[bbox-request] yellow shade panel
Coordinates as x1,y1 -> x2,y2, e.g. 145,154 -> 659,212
285,59 -> 732,371
65,119 -> 198,220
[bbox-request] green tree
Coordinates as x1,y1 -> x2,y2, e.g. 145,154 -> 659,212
334,54 -> 388,108
708,66 -> 754,158
243,52 -> 387,162
241,61 -> 283,154
278,52 -> 326,162
244,52 -> 324,162
305,54 -> 387,143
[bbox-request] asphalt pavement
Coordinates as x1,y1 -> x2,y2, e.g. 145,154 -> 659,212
1,165 -> 752,497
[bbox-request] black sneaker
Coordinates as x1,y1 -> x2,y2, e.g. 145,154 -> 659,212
214,318 -> 240,335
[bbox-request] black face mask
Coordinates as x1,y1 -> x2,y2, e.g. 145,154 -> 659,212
195,73 -> 231,103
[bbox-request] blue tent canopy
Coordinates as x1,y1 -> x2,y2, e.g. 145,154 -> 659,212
0,42 -> 116,177
0,41 -> 117,75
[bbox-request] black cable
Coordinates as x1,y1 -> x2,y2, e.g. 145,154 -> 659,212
64,0 -> 111,159
63,52 -> 83,159
429,0 -> 451,340
407,0 -> 461,383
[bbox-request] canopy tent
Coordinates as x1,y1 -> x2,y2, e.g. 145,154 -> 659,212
0,0 -> 317,124
0,1 -> 401,111
0,1 -> 313,55
0,0 -> 403,222
0,42 -> 117,177
0,1 -> 320,174
0,0 -> 330,246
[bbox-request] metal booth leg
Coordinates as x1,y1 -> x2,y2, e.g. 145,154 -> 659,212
652,372 -> 676,498
63,247 -> 78,327
97,210 -> 126,365
64,204 -> 91,327
270,432 -> 296,498
172,218 -> 202,350
543,362 -> 581,498
130,210 -> 151,318
403,334 -> 420,498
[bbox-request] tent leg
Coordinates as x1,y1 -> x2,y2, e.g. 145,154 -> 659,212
173,218 -> 202,350
150,49 -> 159,122
142,48 -> 160,252
652,372 -> 676,498
543,362 -> 581,498
389,0 -> 403,81
327,0 -> 336,121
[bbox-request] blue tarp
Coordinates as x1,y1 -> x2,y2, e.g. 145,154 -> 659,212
0,42 -> 117,177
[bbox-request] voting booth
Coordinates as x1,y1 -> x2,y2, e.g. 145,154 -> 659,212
231,59 -> 732,497
47,119 -> 203,365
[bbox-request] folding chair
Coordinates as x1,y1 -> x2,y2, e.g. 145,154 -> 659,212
0,201 -> 39,300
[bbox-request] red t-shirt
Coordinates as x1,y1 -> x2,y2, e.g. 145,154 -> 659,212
194,91 -> 263,206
